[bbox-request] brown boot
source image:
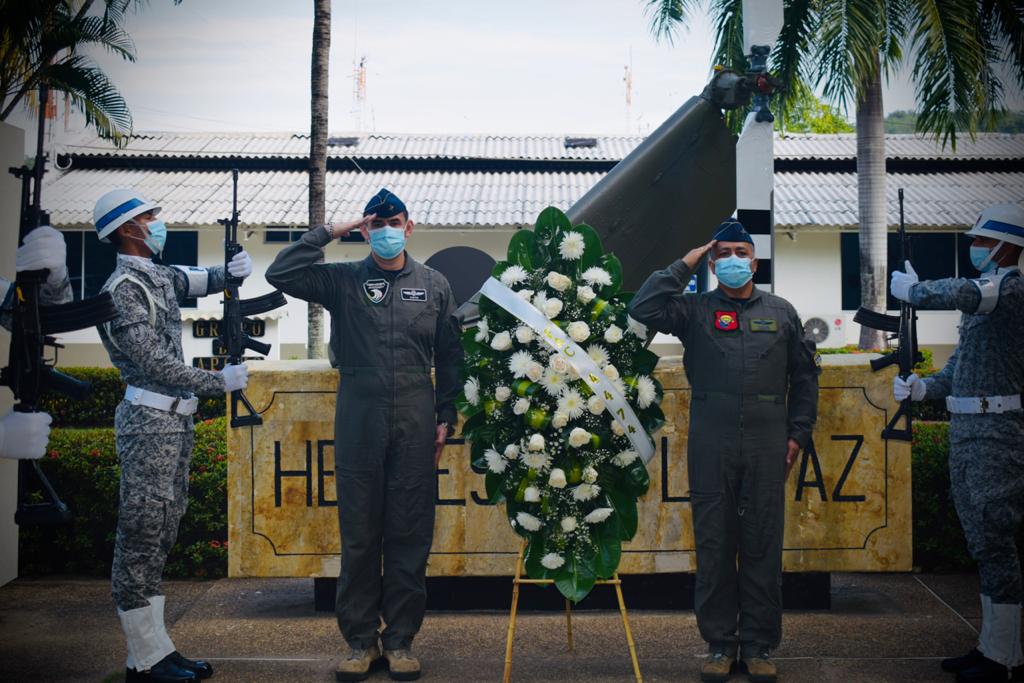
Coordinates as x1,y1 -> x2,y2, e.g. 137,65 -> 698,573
335,643 -> 381,682
743,646 -> 777,683
701,649 -> 736,682
384,649 -> 421,681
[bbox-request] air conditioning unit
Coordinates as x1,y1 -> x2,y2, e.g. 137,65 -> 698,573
803,314 -> 845,348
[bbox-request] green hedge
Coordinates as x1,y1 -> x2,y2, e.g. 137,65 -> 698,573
18,418 -> 228,579
42,367 -> 225,428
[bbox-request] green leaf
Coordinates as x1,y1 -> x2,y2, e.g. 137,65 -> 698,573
593,521 -> 623,578
506,230 -> 536,269
624,459 -> 651,497
555,552 -> 598,603
524,534 -> 559,580
607,487 -> 639,540
640,404 -> 666,435
597,253 -> 623,297
485,471 -> 506,504
535,206 -> 572,244
573,223 -> 604,269
456,394 -> 482,419
632,349 -> 659,376
470,440 -> 491,474
460,411 -> 486,441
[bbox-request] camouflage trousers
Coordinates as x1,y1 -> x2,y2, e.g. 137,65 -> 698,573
950,438 -> 1024,604
111,427 -> 194,611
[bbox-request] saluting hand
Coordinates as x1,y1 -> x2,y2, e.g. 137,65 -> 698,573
785,438 -> 801,478
327,213 -> 376,239
683,240 -> 717,270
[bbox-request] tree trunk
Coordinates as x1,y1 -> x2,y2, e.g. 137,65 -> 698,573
856,63 -> 888,350
306,0 -> 330,359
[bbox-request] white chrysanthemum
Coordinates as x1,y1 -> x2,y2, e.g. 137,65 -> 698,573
572,483 -> 601,501
604,324 -> 624,344
495,385 -> 511,402
627,315 -> 648,339
582,466 -> 599,484
528,433 -> 546,451
515,325 -> 535,344
541,553 -> 565,570
546,271 -> 572,292
549,355 -> 570,375
577,285 -> 596,304
504,444 -> 520,460
484,448 -> 506,474
474,317 -> 490,342
500,265 -> 529,286
522,451 -> 552,472
636,375 -> 657,409
557,390 -> 585,420
611,420 -> 625,436
613,449 -> 638,467
540,368 -> 567,396
524,486 -> 541,503
559,231 -> 585,260
582,266 -> 612,287
587,395 -> 605,415
568,427 -> 591,448
584,508 -> 613,524
586,344 -> 609,367
516,511 -> 542,531
491,330 -> 513,351
603,364 -> 620,381
516,288 -> 535,301
560,516 -> 578,533
532,290 -> 548,311
525,361 -> 544,382
509,350 -> 532,378
548,468 -> 567,488
567,321 -> 590,343
513,398 -> 530,415
551,412 -> 569,429
464,377 -> 480,406
543,297 -> 563,319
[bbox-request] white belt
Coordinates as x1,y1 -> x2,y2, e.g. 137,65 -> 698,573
946,394 -> 1022,415
125,386 -> 199,416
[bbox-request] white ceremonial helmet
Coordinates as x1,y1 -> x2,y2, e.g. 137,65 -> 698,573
965,203 -> 1024,269
93,188 -> 161,243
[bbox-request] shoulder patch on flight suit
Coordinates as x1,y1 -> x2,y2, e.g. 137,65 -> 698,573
363,278 -> 390,304
401,287 -> 427,302
749,318 -> 778,332
714,310 -> 739,331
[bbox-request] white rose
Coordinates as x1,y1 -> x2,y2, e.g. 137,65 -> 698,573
551,412 -> 569,429
528,433 -> 546,451
603,364 -> 620,381
568,427 -> 591,448
560,516 -> 578,533
584,508 -> 613,524
541,553 -> 565,570
604,325 -> 623,344
543,297 -> 563,319
515,325 -> 535,344
582,466 -> 598,484
567,321 -> 590,343
546,271 -> 572,292
526,362 -> 543,382
587,395 -> 605,415
524,486 -> 541,503
549,355 -> 569,374
515,511 -> 542,531
504,444 -> 520,460
612,420 -> 625,436
495,386 -> 512,402
577,285 -> 596,304
548,468 -> 567,488
513,398 -> 530,415
490,330 -> 513,351
516,289 -> 535,302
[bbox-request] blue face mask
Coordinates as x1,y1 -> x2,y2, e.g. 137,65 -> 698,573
127,219 -> 166,255
970,244 -> 1000,273
369,226 -> 406,260
714,255 -> 754,289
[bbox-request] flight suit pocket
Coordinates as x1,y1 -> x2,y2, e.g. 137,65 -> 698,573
740,480 -> 784,559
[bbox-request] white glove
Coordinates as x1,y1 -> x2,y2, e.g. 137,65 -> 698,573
0,411 -> 52,460
227,250 -> 253,279
893,373 -> 927,402
220,363 -> 249,392
17,226 -> 67,286
890,260 -> 918,303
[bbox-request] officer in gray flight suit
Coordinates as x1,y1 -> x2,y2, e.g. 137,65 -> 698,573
891,204 -> 1024,683
93,188 -> 252,683
266,189 -> 463,682
629,219 -> 819,683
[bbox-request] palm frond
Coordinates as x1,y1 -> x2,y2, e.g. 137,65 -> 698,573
981,0 -> 1024,90
771,0 -> 817,130
641,0 -> 703,45
815,0 -> 888,112
42,56 -> 132,144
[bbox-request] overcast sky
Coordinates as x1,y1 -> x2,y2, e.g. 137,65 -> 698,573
11,0 -> 1020,142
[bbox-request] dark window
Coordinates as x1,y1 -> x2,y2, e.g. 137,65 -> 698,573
265,229 -> 305,243
841,232 -> 958,311
83,232 -> 117,299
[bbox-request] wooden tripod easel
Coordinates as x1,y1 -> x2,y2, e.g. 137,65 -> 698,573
502,541 -> 643,682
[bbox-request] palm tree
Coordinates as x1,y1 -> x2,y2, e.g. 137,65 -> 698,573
0,0 -> 179,143
307,0 -> 331,359
644,0 -> 1024,348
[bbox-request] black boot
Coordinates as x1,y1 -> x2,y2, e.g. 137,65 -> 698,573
956,655 -> 1010,683
125,653 -> 199,682
169,652 -> 213,680
943,649 -> 986,673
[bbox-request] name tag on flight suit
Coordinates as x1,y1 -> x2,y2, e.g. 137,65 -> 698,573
749,318 -> 778,333
401,288 -> 427,302
714,310 -> 739,332
363,279 -> 390,304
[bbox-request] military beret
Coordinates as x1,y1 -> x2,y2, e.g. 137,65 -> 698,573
712,218 -> 754,245
363,188 -> 407,218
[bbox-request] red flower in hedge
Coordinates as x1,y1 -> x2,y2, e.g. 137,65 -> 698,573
209,540 -> 221,549
48,449 -> 59,459
89,448 -> 100,458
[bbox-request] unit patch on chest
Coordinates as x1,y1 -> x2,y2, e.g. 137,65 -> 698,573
401,288 -> 427,302
713,310 -> 739,332
363,278 -> 390,304
749,318 -> 778,333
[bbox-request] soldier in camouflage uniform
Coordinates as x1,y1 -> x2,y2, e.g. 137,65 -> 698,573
92,189 -> 252,683
892,204 -> 1024,683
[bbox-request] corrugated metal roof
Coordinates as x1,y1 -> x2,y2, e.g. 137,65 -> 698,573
43,168 -> 1024,230
56,130 -> 1024,162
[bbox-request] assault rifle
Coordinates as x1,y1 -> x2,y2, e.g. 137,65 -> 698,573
216,168 -> 287,428
853,188 -> 923,441
2,85 -> 118,525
